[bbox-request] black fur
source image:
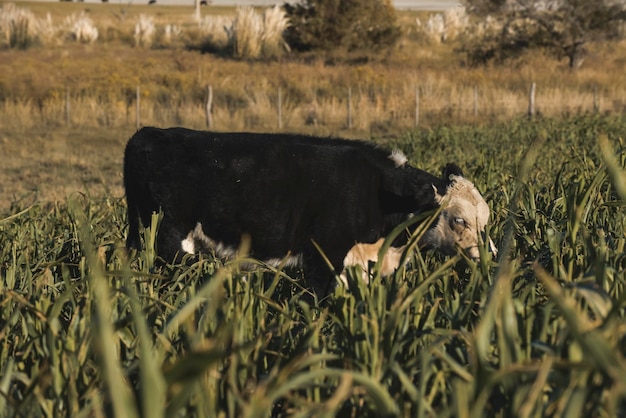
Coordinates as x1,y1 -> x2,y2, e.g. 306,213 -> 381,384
124,127 -> 455,298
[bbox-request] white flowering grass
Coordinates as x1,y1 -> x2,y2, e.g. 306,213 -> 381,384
200,14 -> 233,50
417,6 -> 469,43
199,6 -> 288,59
134,14 -> 155,48
262,5 -> 290,55
64,12 -> 98,44
232,6 -> 263,59
0,3 -> 41,48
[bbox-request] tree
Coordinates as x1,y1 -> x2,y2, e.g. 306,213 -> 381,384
461,0 -> 626,68
283,0 -> 400,53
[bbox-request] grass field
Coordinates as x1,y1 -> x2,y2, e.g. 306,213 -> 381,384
2,115 -> 626,417
2,2 -> 626,417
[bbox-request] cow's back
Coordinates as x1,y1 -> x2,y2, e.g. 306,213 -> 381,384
123,127 -> 393,262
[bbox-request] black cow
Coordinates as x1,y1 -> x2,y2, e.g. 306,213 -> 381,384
124,127 -> 494,298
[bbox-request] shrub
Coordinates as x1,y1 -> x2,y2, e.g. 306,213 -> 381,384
283,0 -> 401,53
261,5 -> 290,57
160,24 -> 182,47
0,3 -> 40,49
199,6 -> 289,59
456,14 -> 521,65
64,12 -> 98,44
416,6 -> 469,42
461,0 -> 626,68
199,14 -> 233,52
134,14 -> 155,48
232,6 -> 262,59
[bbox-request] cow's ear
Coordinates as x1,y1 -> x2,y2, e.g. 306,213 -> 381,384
442,163 -> 463,183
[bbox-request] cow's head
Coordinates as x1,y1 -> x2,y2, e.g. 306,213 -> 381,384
421,164 -> 496,260
342,162 -> 496,282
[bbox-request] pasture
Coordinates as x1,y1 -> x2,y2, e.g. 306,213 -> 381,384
2,115 -> 626,417
1,2 -> 626,417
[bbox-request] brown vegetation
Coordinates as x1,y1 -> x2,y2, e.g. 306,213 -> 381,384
1,1 -> 626,210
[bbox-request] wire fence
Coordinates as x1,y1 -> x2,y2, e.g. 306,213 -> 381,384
0,81 -> 612,134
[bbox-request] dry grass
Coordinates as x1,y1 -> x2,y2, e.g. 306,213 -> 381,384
1,1 -> 626,209
1,41 -> 622,133
0,126 -> 127,211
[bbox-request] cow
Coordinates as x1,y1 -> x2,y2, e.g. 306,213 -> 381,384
123,127 -> 496,299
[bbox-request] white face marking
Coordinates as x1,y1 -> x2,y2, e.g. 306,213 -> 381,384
340,238 -> 407,285
423,175 -> 495,260
388,149 -> 408,167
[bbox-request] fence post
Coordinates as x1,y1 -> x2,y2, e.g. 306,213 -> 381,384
415,87 -> 419,128
473,85 -> 478,118
194,0 -> 201,22
347,87 -> 352,129
136,85 -> 141,129
65,86 -> 70,126
205,85 -> 213,128
277,86 -> 282,129
528,82 -> 536,119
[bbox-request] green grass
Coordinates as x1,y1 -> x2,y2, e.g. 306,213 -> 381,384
1,115 -> 625,417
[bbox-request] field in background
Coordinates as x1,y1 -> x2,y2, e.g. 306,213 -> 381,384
1,2 -> 625,138
2,2 -> 626,208
0,126 -> 127,212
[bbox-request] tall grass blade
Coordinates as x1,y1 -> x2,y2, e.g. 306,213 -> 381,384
72,202 -> 140,418
599,135 -> 626,201
126,277 -> 166,418
534,264 -> 626,388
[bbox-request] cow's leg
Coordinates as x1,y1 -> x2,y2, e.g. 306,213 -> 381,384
125,194 -> 142,251
301,247 -> 341,303
154,217 -> 186,263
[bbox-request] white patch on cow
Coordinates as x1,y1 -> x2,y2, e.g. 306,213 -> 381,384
183,223 -> 304,267
388,149 -> 408,167
181,222 -> 237,258
181,235 -> 196,254
265,254 -> 304,268
213,241 -> 238,259
340,238 -> 407,285
422,175 -> 495,260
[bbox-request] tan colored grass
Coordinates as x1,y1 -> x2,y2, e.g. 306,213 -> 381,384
1,3 -> 626,136
261,5 -> 289,56
232,7 -> 262,59
133,14 -> 155,47
0,2 -> 42,48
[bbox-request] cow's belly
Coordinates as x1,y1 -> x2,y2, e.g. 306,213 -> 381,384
179,222 -> 405,283
180,222 -> 303,267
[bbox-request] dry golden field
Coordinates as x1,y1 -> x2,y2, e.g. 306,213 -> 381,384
1,1 -> 626,210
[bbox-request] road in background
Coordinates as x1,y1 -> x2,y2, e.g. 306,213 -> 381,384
211,0 -> 461,10
393,0 -> 461,9
19,0 -> 462,10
